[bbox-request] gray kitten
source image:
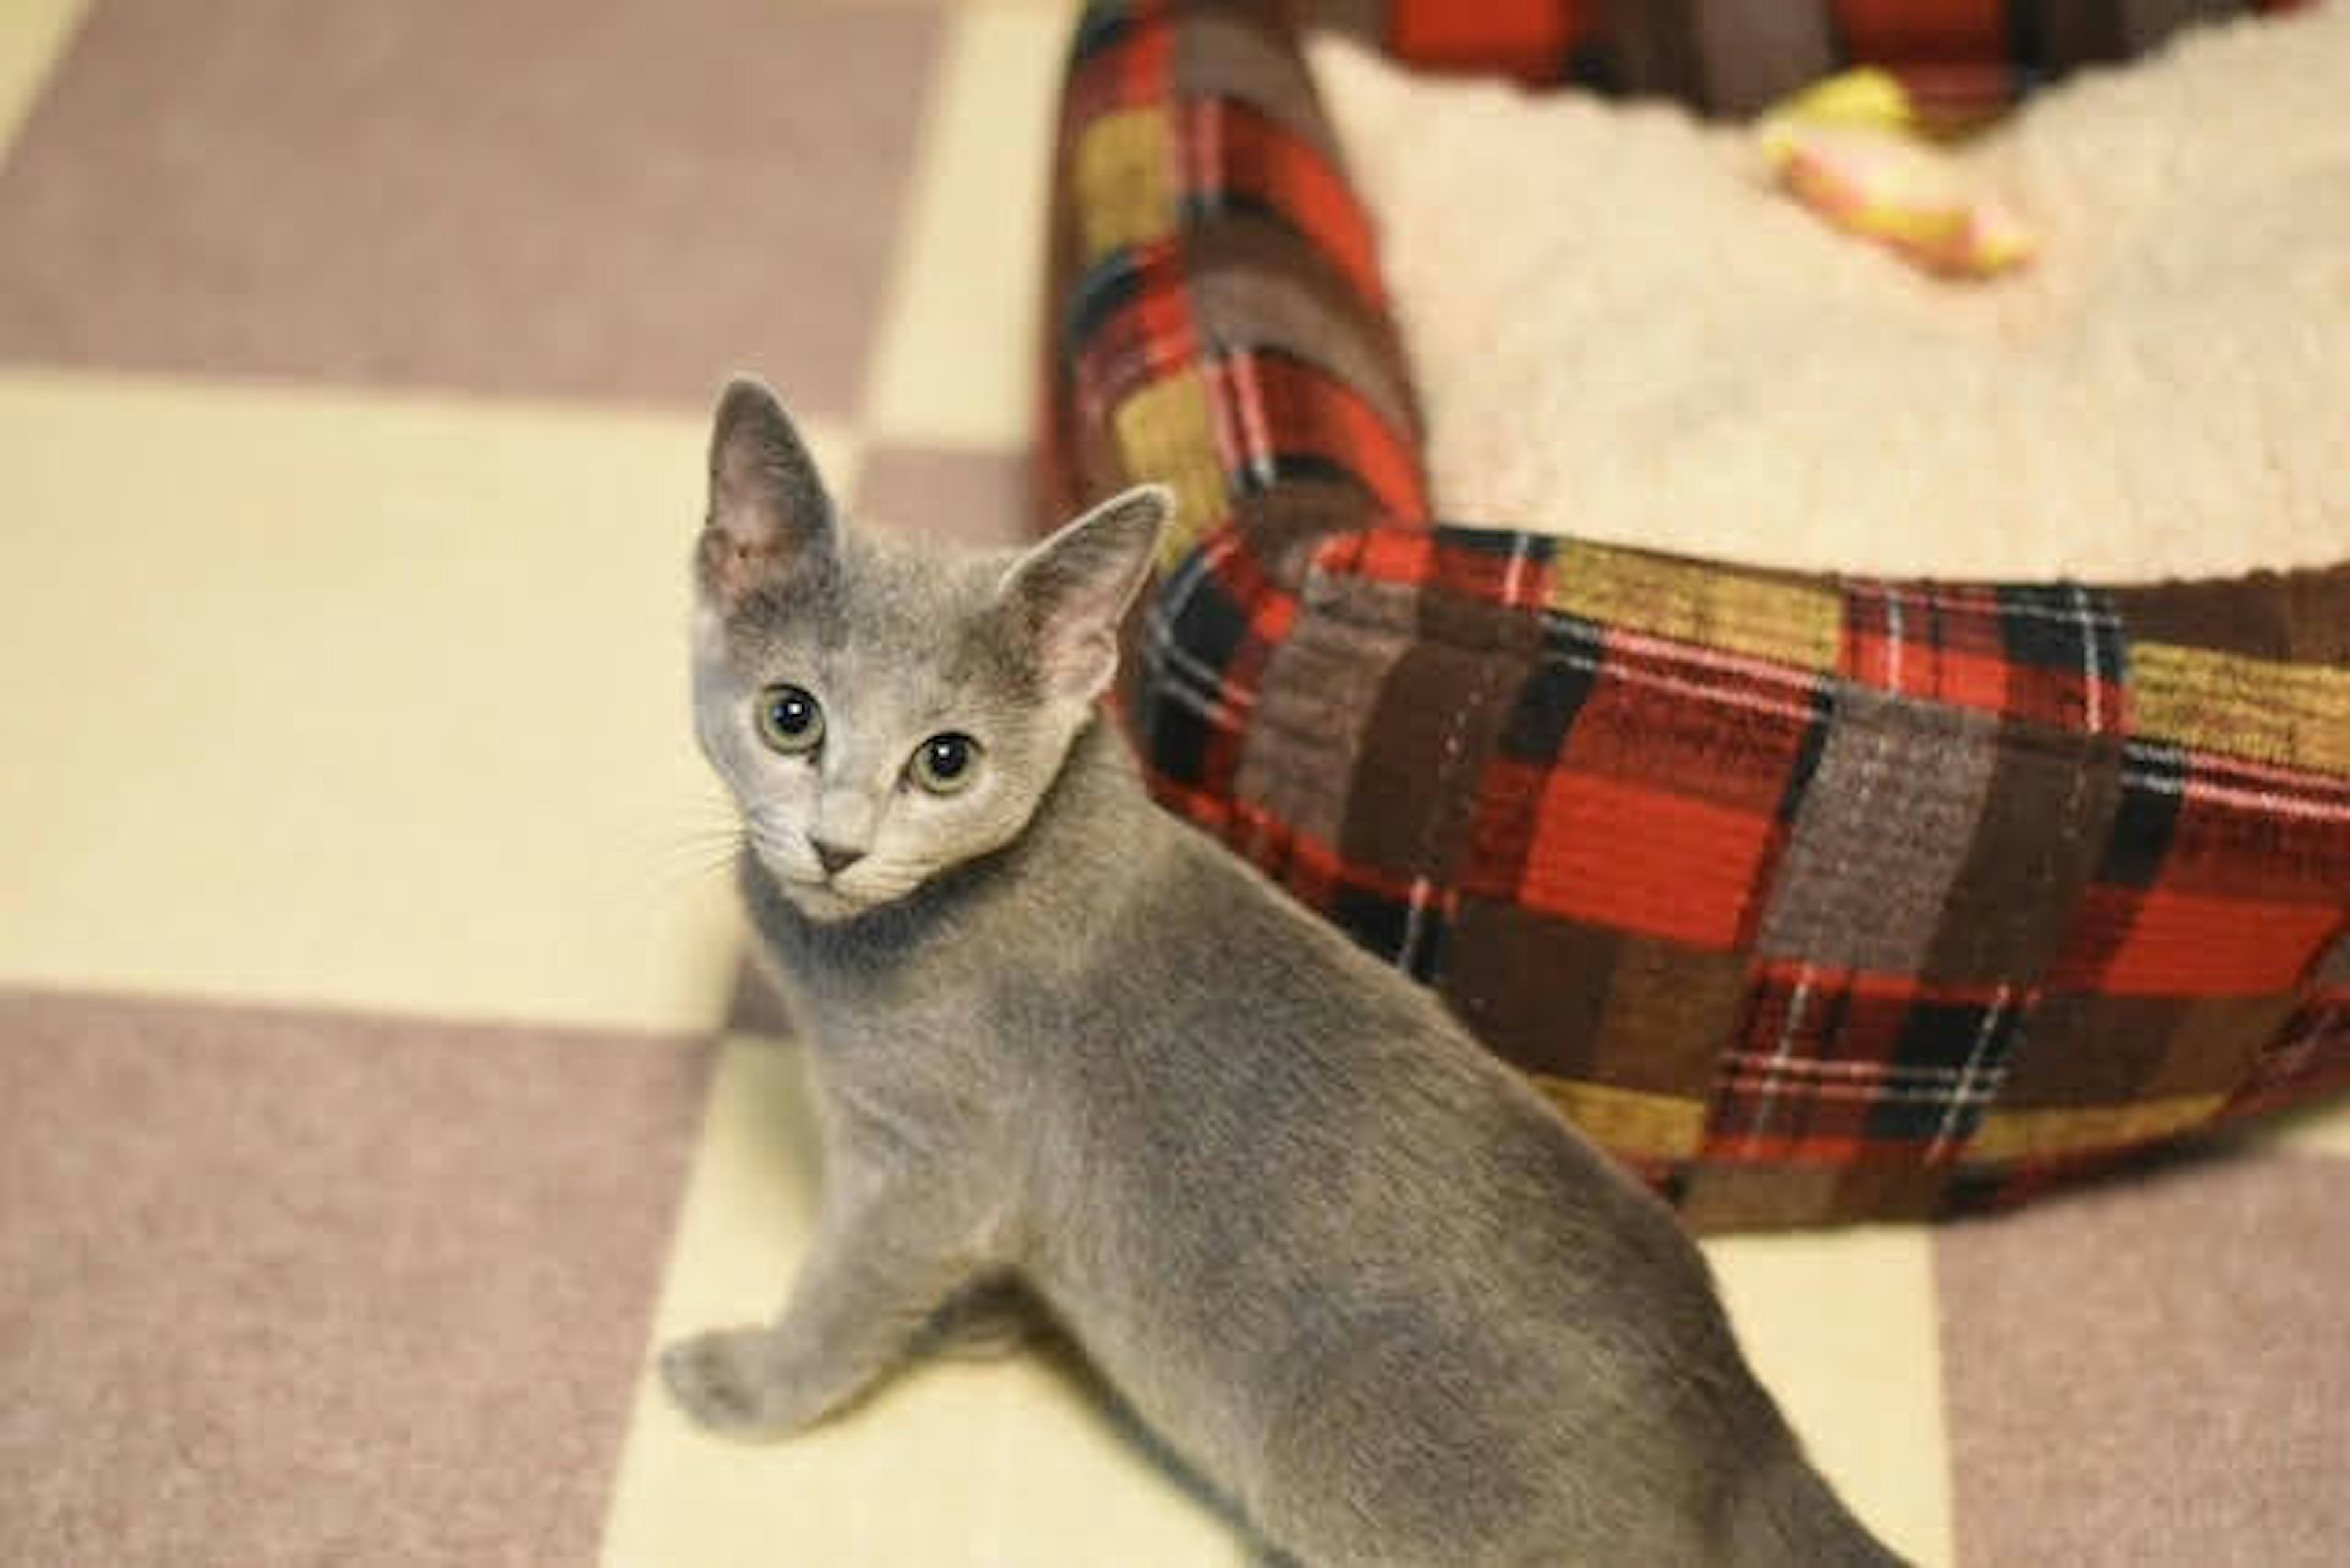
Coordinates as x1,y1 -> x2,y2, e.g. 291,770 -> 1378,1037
663,378 -> 1900,1567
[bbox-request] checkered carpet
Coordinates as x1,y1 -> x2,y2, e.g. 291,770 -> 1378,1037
2,3 -> 2344,1564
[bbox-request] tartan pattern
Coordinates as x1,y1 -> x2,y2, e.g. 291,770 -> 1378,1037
1840,580 -> 2125,733
1704,964 -> 2025,1163
1327,0 -> 2311,118
2224,990 -> 2350,1122
1461,607 -> 1823,950
1040,0 -> 2350,1225
2045,742 -> 2350,998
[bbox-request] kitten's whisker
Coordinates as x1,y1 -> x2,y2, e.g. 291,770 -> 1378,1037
618,809 -> 745,854
616,812 -> 755,915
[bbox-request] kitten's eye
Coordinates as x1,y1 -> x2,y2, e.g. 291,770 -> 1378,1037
756,684 -> 824,755
910,732 -> 979,794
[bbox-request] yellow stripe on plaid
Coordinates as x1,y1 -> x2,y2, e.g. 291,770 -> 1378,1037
1534,1075 -> 1707,1159
1548,541 -> 1845,672
1112,370 -> 1227,569
2129,641 -> 2350,776
1075,106 -> 1177,263
1964,1095 -> 2226,1163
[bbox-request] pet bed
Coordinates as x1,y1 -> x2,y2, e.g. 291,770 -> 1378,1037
1035,0 -> 2350,1226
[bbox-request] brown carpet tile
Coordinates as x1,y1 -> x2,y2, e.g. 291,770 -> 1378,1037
1938,1150 -> 2350,1567
0,0 -> 939,413
0,988 -> 711,1566
3,1 -> 2346,1562
854,442 -> 1043,551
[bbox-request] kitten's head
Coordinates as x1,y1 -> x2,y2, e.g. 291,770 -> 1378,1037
690,377 -> 1168,922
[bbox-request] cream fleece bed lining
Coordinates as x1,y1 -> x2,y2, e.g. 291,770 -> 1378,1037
1307,4 -> 2350,582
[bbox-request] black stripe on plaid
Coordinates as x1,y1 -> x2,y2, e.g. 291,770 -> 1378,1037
1070,0 -> 1146,64
1501,611 -> 1606,758
1705,963 -> 2030,1162
1335,879 -> 1452,983
1774,682 -> 1839,828
2223,990 -> 2350,1121
1997,581 -> 2128,690
1061,242 -> 1163,363
2095,739 -> 2188,887
1133,542 -> 1256,788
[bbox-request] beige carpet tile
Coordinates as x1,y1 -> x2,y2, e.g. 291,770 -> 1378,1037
4,4 -> 2329,1564
863,2 -> 1069,448
599,1032 -> 1247,1567
854,441 -> 1042,548
1936,1149 -> 2350,1566
0,0 -> 938,413
1703,1225 -> 1955,1566
0,371 -> 860,1029
0,986 -> 710,1567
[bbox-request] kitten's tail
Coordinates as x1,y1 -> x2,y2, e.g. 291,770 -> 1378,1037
1724,1455 -> 1908,1568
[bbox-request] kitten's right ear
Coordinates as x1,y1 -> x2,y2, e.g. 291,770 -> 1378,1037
999,483 -> 1171,704
699,376 -> 837,609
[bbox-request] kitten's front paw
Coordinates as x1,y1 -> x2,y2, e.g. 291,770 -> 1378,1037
659,1327 -> 802,1439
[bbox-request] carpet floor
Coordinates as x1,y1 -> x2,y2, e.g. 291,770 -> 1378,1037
1,2 -> 2343,1564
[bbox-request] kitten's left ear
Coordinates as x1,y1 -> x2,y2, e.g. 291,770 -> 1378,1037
999,484 -> 1171,703
699,375 -> 838,610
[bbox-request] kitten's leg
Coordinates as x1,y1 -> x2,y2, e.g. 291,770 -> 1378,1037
912,1272 -> 1045,1362
659,1175 -> 979,1438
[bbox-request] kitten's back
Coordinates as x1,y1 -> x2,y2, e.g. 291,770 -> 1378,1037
1005,736 -> 1897,1564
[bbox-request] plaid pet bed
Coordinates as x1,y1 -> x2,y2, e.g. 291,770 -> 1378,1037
1335,0 -> 2311,118
1036,0 -> 2350,1226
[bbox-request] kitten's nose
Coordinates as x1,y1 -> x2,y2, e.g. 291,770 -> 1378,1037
810,838 -> 865,878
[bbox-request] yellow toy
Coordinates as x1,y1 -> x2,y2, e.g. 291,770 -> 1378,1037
1756,68 -> 2035,278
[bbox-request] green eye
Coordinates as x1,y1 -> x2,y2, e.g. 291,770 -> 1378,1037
756,684 -> 824,755
910,732 -> 979,794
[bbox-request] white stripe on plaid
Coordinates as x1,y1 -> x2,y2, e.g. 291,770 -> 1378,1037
1396,874 -> 1438,974
1884,583 -> 1908,696
1844,580 -> 2125,630
1211,348 -> 1280,490
1928,984 -> 2015,1160
1499,530 -> 1536,609
2070,584 -> 2108,736
1737,962 -> 1817,1154
2119,739 -> 2350,824
1720,1054 -> 2015,1108
1532,621 -> 1822,726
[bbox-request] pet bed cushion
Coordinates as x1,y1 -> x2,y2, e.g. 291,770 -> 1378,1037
1035,0 -> 2350,1227
1313,13 -> 2350,579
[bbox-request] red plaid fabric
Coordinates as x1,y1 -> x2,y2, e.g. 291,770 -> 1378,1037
1460,618 -> 1821,950
2225,989 -> 2350,1122
1840,580 -> 2125,733
1181,99 -> 1384,305
1706,964 -> 2025,1163
2047,744 -> 2350,996
1335,0 -> 2315,118
1040,0 -> 2350,1226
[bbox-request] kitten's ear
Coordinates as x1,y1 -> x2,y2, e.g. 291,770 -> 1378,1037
999,484 -> 1171,703
699,376 -> 837,609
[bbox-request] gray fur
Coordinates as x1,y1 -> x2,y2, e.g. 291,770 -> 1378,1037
663,378 -> 1901,1567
